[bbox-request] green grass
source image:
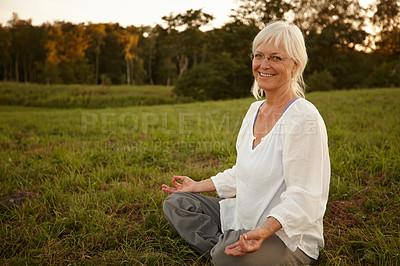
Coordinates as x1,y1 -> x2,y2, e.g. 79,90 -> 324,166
0,87 -> 399,265
0,82 -> 194,108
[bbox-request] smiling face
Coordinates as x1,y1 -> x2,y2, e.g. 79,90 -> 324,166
252,40 -> 298,95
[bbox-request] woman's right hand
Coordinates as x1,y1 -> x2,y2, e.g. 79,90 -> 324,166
161,176 -> 198,194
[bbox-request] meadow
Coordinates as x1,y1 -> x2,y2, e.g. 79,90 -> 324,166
0,82 -> 193,108
0,83 -> 399,265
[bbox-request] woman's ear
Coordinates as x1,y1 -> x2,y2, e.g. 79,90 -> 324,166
291,61 -> 298,75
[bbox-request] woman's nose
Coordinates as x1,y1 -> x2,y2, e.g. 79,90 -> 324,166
260,57 -> 271,68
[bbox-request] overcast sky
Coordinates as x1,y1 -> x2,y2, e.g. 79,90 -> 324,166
0,0 -> 238,29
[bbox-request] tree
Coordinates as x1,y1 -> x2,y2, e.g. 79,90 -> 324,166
364,61 -> 400,88
306,69 -> 336,91
174,53 -> 238,100
175,48 -> 255,100
233,0 -> 293,28
7,13 -> 31,82
206,20 -> 260,96
99,23 -> 125,84
87,23 -> 107,84
365,0 -> 400,88
372,0 -> 400,56
139,26 -> 158,85
162,8 -> 214,31
5,13 -> 47,83
3,4 -> 397,91
162,9 -> 214,78
151,25 -> 177,85
117,26 -> 140,85
44,22 -> 92,84
0,25 -> 11,81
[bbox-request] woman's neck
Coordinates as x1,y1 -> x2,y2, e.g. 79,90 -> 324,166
263,86 -> 297,110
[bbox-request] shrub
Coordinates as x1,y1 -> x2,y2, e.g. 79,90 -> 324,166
306,69 -> 336,92
363,60 -> 400,88
174,53 -> 252,100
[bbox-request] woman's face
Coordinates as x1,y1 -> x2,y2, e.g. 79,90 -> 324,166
252,40 -> 297,94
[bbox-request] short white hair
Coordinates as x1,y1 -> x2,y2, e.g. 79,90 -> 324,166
251,21 -> 308,99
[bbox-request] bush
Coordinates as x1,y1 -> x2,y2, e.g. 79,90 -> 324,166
364,60 -> 400,88
174,62 -> 226,101
174,53 -> 252,100
306,69 -> 336,92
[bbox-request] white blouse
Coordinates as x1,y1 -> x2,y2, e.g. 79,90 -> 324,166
211,98 -> 330,259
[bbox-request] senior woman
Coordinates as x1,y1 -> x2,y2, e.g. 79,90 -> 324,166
161,20 -> 330,265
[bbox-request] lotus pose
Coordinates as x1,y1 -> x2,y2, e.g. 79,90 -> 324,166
162,20 -> 330,265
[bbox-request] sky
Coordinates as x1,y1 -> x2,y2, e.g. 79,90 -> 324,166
1,0 -> 376,30
0,0 -> 238,29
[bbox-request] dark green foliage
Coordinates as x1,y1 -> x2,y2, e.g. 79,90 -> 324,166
305,30 -> 374,90
306,69 -> 335,92
57,60 -> 95,84
174,53 -> 252,100
98,24 -> 126,84
364,60 -> 400,88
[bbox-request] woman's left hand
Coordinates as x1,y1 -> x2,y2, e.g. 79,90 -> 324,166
224,228 -> 267,256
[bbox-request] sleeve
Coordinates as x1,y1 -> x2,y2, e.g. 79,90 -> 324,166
211,101 -> 261,199
268,106 -> 331,250
211,166 -> 237,198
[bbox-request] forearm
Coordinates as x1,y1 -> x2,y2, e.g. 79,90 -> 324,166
194,178 -> 216,193
259,216 -> 282,241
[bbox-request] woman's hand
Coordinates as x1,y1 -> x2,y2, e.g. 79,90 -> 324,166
161,176 -> 198,194
224,217 -> 282,256
224,227 -> 267,256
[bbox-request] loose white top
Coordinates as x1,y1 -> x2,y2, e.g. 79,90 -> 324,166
211,98 -> 330,259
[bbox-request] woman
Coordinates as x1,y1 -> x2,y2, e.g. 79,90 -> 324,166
162,20 -> 330,265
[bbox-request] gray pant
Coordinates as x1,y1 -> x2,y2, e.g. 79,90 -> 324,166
163,192 -> 316,265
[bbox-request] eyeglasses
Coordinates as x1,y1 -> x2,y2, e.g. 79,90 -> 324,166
249,53 -> 288,63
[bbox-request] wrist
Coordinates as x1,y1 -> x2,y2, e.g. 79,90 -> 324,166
257,226 -> 270,241
259,216 -> 282,240
194,179 -> 216,193
192,181 -> 200,193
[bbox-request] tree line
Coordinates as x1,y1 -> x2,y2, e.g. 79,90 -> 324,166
0,0 -> 399,99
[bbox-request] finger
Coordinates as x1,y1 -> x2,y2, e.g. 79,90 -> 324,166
239,235 -> 248,249
225,244 -> 246,256
242,240 -> 261,253
225,239 -> 247,256
242,231 -> 258,240
164,188 -> 177,194
161,185 -> 176,194
239,235 -> 257,253
172,176 -> 185,184
173,176 -> 186,182
171,179 -> 181,188
225,249 -> 244,256
225,241 -> 240,250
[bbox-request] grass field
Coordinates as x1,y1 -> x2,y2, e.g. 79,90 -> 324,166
0,82 -> 193,108
0,84 -> 399,265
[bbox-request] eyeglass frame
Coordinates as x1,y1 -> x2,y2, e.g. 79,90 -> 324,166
249,53 -> 289,63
